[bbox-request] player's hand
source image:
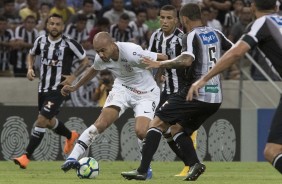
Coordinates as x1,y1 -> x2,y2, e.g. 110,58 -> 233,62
186,79 -> 207,101
60,74 -> 76,86
61,85 -> 75,96
26,68 -> 35,81
142,57 -> 160,69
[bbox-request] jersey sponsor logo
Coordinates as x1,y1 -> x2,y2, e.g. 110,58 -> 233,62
42,59 -> 63,67
205,85 -> 219,93
270,16 -> 282,26
199,32 -> 218,45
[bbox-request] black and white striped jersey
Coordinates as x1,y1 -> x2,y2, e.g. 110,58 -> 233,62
110,24 -> 134,42
30,34 -> 86,92
14,25 -> 38,70
0,29 -> 13,71
181,26 -> 232,103
64,23 -> 89,44
148,28 -> 185,94
241,14 -> 282,78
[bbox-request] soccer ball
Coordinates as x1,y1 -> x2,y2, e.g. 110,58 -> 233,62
76,157 -> 99,179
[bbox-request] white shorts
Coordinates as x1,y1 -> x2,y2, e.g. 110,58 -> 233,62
103,84 -> 160,120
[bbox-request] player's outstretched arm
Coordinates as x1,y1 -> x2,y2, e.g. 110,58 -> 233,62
61,66 -> 98,96
143,54 -> 192,69
60,57 -> 90,86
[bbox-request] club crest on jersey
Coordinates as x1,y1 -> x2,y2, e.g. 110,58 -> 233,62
55,49 -> 62,57
199,32 -> 218,45
123,63 -> 133,72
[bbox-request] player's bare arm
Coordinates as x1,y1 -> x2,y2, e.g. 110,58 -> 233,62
26,53 -> 36,81
186,40 -> 250,101
61,66 -> 99,96
156,53 -> 168,61
61,57 -> 90,86
143,54 -> 192,69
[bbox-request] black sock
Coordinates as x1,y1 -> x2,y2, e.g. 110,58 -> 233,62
53,120 -> 71,139
138,128 -> 162,174
272,153 -> 282,173
173,132 -> 199,166
26,127 -> 45,159
166,137 -> 184,161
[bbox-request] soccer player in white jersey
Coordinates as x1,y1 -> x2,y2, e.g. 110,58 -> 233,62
60,32 -> 167,177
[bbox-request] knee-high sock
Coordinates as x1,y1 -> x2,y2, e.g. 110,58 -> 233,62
26,127 -> 46,159
272,153 -> 282,173
52,119 -> 71,139
138,128 -> 162,174
163,128 -> 184,161
68,125 -> 99,160
173,132 -> 199,166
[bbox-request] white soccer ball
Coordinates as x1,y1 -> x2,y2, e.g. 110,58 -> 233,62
76,157 -> 99,179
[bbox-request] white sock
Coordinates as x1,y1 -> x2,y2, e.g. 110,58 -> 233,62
68,125 -> 99,160
138,138 -> 144,160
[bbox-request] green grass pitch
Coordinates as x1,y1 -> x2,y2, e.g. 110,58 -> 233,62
0,161 -> 280,184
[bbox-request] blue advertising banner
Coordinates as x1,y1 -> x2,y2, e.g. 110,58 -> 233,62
257,109 -> 276,161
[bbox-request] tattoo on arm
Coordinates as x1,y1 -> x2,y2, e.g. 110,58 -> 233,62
160,55 -> 192,68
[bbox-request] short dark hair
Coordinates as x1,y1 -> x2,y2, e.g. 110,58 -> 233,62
76,13 -> 88,22
48,13 -> 64,22
180,3 -> 201,21
161,5 -> 177,17
135,8 -> 147,16
120,13 -> 130,21
83,0 -> 93,6
254,0 -> 276,11
96,17 -> 110,26
40,2 -> 51,9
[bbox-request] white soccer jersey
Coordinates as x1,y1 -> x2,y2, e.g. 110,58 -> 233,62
92,42 -> 158,91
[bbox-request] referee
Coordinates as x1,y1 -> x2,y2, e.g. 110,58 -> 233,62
13,13 -> 90,169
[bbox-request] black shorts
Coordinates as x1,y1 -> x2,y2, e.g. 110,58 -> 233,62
267,95 -> 282,144
156,91 -> 173,110
155,93 -> 221,135
38,90 -> 65,119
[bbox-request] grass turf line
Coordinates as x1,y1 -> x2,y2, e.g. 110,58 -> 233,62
0,161 -> 280,184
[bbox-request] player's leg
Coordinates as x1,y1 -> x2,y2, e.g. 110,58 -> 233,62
121,116 -> 170,180
133,87 -> 160,179
178,100 -> 220,181
49,117 -> 79,154
62,87 -> 126,172
61,106 -> 120,172
264,96 -> 282,173
174,130 -> 198,176
135,116 -> 153,179
14,91 -> 64,169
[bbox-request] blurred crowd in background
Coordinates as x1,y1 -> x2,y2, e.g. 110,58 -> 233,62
0,0 -> 281,106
